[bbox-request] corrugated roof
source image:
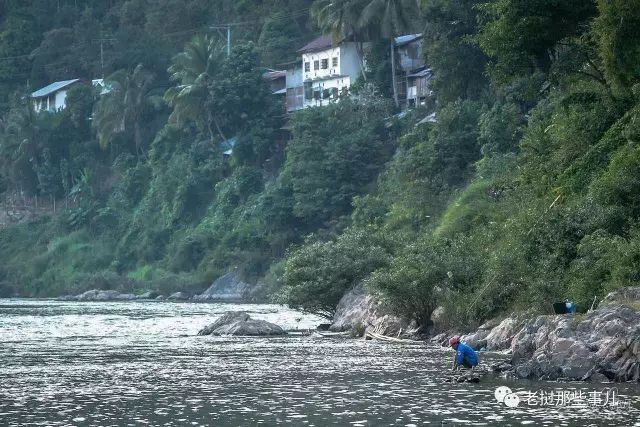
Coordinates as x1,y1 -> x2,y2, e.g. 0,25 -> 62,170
263,70 -> 286,80
408,68 -> 432,78
221,137 -> 236,156
31,79 -> 81,98
395,33 -> 422,47
298,36 -> 333,53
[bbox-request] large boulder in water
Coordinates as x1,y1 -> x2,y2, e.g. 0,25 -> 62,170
198,311 -> 285,336
193,272 -> 249,301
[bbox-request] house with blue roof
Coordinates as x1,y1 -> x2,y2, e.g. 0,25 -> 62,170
31,78 -> 109,113
31,79 -> 83,113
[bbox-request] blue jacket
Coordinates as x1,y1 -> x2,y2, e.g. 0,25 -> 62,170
455,342 -> 478,366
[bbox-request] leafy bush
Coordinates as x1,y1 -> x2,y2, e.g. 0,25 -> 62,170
279,229 -> 391,319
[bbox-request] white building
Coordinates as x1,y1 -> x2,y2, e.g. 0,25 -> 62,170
31,79 -> 82,113
298,36 -> 366,108
31,79 -> 110,113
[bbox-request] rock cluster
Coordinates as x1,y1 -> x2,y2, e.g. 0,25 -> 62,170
60,289 -> 148,301
459,316 -> 526,351
192,272 -> 249,301
509,304 -> 640,381
198,311 -> 285,336
451,287 -> 640,382
167,291 -> 190,300
448,287 -> 640,381
330,285 -> 415,337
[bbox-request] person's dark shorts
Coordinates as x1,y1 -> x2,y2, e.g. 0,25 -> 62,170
460,356 -> 475,369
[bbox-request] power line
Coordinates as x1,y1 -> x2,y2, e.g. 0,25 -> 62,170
0,7 -> 312,64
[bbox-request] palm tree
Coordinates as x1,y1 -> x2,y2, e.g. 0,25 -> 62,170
360,0 -> 418,107
312,0 -> 419,105
164,34 -> 226,142
311,0 -> 365,39
93,64 -> 160,158
311,0 -> 371,80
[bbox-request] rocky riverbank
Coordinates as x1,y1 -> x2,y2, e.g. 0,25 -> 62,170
329,284 -> 640,383
58,272 -> 252,302
434,288 -> 640,382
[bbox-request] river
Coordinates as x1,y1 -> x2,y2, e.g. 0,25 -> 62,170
0,299 -> 639,426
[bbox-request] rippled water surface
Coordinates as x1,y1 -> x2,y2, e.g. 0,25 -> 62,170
1,299 -> 639,426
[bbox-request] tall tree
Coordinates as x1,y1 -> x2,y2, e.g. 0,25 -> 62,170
311,0 -> 366,40
359,0 -> 418,107
93,64 -> 160,158
164,35 -> 226,142
311,0 -> 371,80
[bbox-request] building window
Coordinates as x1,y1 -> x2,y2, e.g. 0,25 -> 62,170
332,57 -> 338,67
322,89 -> 330,99
321,59 -> 329,69
332,87 -> 339,98
304,82 -> 313,100
314,60 -> 319,70
304,62 -> 310,72
313,89 -> 321,100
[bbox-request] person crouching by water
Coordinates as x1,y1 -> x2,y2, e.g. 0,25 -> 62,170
449,336 -> 478,371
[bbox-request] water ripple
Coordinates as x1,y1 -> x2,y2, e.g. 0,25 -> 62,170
0,299 -> 638,426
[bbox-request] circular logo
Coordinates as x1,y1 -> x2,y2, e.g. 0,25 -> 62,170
494,386 -> 512,403
503,392 -> 520,408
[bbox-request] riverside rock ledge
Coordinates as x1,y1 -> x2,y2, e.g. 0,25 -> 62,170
470,287 -> 640,382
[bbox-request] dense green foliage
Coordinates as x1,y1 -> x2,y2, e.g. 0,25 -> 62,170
1,0 -> 640,335
279,0 -> 640,330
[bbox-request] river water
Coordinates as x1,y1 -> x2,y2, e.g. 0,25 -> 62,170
0,299 -> 639,426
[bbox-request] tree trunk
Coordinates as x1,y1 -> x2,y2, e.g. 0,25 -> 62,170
134,122 -> 142,160
211,113 -> 227,143
390,39 -> 399,108
352,30 -> 367,81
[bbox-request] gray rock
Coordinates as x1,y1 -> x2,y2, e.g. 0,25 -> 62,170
198,311 -> 285,336
460,329 -> 489,350
167,292 -> 189,300
492,361 -> 513,373
515,363 -> 532,379
430,332 -> 449,347
508,303 -> 640,382
431,306 -> 446,327
136,291 -> 158,299
68,289 -> 137,301
193,272 -> 250,301
211,319 -> 285,336
198,311 -> 250,335
330,284 -> 415,337
155,295 -> 165,300
485,316 -> 525,351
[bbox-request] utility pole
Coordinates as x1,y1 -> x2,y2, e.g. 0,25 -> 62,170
210,25 -> 232,57
93,34 -> 116,79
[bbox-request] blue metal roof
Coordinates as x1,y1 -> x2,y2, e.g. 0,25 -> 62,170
31,79 -> 81,98
395,34 -> 422,47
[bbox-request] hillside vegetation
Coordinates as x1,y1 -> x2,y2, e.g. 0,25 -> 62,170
0,0 -> 639,331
